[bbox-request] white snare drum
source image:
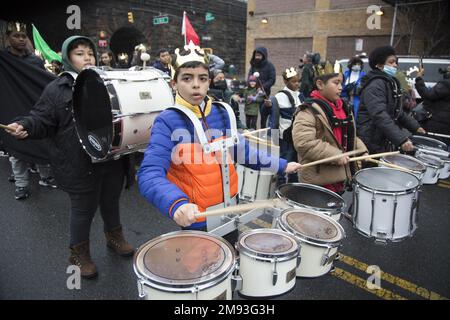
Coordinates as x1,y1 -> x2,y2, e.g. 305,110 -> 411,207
380,154 -> 426,183
73,68 -> 174,160
418,152 -> 450,180
411,135 -> 447,152
276,209 -> 345,278
352,168 -> 421,242
276,183 -> 345,221
133,231 -> 236,300
236,229 -> 299,298
415,153 -> 444,184
237,164 -> 277,202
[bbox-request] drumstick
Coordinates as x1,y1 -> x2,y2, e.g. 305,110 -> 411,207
366,158 -> 416,174
242,128 -> 270,137
0,124 -> 16,132
245,135 -> 279,149
348,151 -> 400,163
426,132 -> 450,139
195,199 -> 279,219
300,149 -> 366,169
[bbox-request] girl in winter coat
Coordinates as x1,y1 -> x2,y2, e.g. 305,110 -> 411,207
243,75 -> 265,130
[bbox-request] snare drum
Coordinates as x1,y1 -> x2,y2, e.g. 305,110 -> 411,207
236,229 -> 299,298
380,154 -> 426,183
352,168 -> 420,242
276,209 -> 345,278
411,135 -> 447,152
237,164 -> 277,202
133,231 -> 236,300
73,68 -> 174,160
415,153 -> 444,184
276,183 -> 345,221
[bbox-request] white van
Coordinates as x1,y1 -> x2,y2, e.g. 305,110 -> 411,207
337,57 -> 450,99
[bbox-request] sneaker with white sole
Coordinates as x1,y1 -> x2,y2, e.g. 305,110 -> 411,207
39,177 -> 58,189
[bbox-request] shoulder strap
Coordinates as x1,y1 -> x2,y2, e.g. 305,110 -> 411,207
278,90 -> 296,108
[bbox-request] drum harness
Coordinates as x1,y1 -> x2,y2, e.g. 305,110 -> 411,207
298,98 -> 357,191
169,101 -> 240,231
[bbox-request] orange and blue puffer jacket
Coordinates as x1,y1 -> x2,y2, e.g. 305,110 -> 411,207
138,96 -> 287,230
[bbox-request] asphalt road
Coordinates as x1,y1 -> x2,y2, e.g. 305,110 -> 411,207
0,155 -> 449,300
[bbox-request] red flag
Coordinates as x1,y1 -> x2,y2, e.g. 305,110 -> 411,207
182,11 -> 200,46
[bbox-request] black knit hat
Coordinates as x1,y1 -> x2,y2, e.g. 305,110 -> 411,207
369,46 -> 396,70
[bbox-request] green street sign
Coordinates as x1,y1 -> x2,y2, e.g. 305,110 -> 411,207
153,15 -> 169,25
205,12 -> 215,22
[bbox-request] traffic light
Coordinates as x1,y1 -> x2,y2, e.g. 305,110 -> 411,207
128,12 -> 134,23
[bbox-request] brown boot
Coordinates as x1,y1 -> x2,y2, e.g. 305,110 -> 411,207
105,226 -> 135,257
69,241 -> 98,279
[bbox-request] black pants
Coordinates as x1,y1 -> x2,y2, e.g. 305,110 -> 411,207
246,115 -> 257,130
68,160 -> 125,246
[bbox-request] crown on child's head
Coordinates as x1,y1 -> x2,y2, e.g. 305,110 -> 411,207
7,21 -> 27,33
173,41 -> 209,70
284,67 -> 298,79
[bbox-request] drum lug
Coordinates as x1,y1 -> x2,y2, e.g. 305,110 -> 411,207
374,233 -> 388,245
191,285 -> 200,300
231,274 -> 243,292
272,258 -> 278,286
296,254 -> 302,268
137,280 -> 147,299
334,253 -> 341,261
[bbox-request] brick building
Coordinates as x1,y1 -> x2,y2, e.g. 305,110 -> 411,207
1,0 -> 247,76
246,0 -> 448,90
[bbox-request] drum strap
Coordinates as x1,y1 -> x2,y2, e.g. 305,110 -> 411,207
169,103 -> 240,211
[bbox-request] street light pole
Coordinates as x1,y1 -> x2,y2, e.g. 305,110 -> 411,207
390,0 -> 398,46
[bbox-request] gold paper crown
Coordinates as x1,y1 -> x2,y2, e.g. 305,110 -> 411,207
134,43 -> 147,52
173,41 -> 209,70
7,21 -> 27,33
284,67 -> 298,79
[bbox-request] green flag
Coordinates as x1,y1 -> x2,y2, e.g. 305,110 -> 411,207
32,24 -> 62,63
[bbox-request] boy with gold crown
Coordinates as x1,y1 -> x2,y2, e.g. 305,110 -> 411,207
138,42 -> 301,234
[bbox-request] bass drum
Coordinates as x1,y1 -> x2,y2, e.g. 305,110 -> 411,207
73,67 -> 174,160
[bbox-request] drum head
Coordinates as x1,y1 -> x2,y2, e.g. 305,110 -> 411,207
281,210 -> 343,243
354,168 -> 420,192
277,183 -> 345,212
134,231 -> 235,287
383,154 -> 426,172
73,69 -> 113,159
411,135 -> 447,151
238,229 -> 298,259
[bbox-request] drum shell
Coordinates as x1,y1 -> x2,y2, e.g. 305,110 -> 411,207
352,168 -> 420,241
276,183 -> 345,221
237,229 -> 298,297
276,209 -> 344,278
237,164 -> 277,202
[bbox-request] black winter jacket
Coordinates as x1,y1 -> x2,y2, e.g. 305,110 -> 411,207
248,47 -> 276,96
415,76 -> 450,143
18,74 -> 133,193
356,70 -> 420,153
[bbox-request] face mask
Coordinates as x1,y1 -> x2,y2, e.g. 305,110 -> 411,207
214,80 -> 227,90
383,65 -> 397,77
351,65 -> 361,72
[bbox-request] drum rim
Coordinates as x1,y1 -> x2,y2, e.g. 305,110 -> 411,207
133,231 -> 236,291
415,153 -> 445,169
381,154 -> 426,173
278,208 -> 345,245
276,183 -> 346,215
411,135 -> 447,149
354,167 -> 420,193
237,229 -> 299,262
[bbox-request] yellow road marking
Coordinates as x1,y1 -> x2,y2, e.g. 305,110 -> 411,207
438,183 -> 450,189
331,268 -> 407,300
438,179 -> 450,185
252,218 -> 272,229
339,254 -> 448,300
